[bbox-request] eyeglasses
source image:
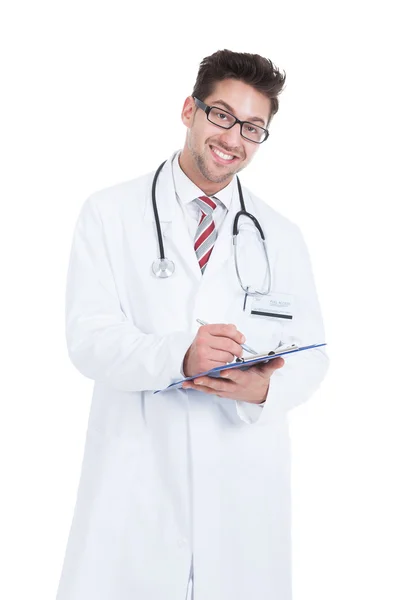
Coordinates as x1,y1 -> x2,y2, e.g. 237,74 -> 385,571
193,96 -> 269,144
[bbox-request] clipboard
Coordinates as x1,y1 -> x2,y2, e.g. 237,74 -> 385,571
154,342 -> 327,394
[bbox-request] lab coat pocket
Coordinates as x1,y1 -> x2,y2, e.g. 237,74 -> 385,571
241,298 -> 284,354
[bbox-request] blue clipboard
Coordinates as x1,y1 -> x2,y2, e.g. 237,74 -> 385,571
154,343 -> 327,394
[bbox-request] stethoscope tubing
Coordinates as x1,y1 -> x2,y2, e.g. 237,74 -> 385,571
152,160 -> 168,260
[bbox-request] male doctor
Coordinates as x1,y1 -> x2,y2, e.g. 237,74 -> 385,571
57,49 -> 328,600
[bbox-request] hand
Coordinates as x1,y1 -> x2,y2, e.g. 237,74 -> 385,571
182,357 -> 285,404
183,323 -> 246,378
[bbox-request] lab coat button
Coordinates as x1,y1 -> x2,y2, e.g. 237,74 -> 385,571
178,537 -> 187,548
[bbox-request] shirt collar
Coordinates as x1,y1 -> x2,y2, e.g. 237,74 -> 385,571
172,150 -> 234,210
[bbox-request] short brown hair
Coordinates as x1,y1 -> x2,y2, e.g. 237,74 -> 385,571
192,49 -> 286,126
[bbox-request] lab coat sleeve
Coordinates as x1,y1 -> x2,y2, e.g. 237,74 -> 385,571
235,223 -> 329,425
65,195 -> 194,392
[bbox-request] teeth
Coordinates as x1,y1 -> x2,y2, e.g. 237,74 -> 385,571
212,147 -> 234,161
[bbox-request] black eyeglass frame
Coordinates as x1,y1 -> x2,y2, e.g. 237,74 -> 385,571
193,96 -> 269,144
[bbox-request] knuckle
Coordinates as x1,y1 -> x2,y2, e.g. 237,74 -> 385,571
197,334 -> 208,347
225,323 -> 237,335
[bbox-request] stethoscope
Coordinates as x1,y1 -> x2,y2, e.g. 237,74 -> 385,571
151,159 -> 272,298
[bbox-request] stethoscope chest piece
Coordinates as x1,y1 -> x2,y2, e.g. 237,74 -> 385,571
152,258 -> 175,278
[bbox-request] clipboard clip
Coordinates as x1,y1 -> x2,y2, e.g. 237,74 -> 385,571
268,343 -> 298,355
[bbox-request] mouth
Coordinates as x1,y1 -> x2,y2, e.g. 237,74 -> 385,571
209,145 -> 241,166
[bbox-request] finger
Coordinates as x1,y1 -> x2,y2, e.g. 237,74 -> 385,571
257,357 -> 285,375
208,349 -> 238,364
202,323 -> 246,346
208,337 -> 243,360
182,377 -> 215,390
268,357 -> 285,369
197,359 -> 241,373
182,380 -> 226,395
219,368 -> 243,383
192,376 -> 235,393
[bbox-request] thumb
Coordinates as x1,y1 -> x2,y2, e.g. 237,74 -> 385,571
259,357 -> 285,375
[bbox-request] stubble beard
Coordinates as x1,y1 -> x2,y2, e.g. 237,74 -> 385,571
190,139 -> 243,184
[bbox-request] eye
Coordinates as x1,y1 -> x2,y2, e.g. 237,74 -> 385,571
216,112 -> 228,120
245,125 -> 257,133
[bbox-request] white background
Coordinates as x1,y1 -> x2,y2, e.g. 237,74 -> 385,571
1,1 -> 399,598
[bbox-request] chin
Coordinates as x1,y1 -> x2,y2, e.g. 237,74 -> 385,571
208,170 -> 235,184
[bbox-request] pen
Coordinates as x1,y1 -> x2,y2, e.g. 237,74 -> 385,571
196,319 -> 258,355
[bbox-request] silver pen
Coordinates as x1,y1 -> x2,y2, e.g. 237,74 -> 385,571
195,319 -> 258,355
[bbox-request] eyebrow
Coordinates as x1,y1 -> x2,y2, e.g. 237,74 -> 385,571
211,99 -> 267,127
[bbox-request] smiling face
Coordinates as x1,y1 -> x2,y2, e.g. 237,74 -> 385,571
179,79 -> 272,196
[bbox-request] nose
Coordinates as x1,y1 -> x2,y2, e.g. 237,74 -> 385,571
218,122 -> 243,152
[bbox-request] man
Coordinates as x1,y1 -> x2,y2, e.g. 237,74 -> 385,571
57,49 -> 328,600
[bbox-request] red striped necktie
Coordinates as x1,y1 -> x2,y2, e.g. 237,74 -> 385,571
194,195 -> 218,274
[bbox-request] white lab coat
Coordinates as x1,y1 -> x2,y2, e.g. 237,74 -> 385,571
57,151 -> 328,600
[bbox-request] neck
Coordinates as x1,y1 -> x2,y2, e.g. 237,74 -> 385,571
178,147 -> 232,196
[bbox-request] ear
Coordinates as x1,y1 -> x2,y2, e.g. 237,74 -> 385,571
181,96 -> 196,128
